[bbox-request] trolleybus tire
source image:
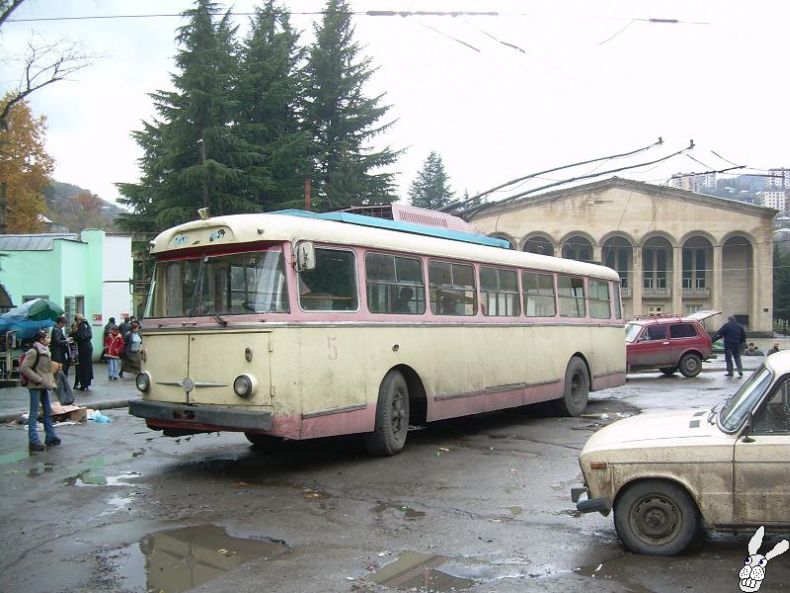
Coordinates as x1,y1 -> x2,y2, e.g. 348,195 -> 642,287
364,370 -> 410,456
553,357 -> 589,417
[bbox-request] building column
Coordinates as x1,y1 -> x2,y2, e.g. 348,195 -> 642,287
593,244 -> 603,265
750,242 -> 763,331
632,246 -> 643,316
712,244 -> 723,313
672,245 -> 683,315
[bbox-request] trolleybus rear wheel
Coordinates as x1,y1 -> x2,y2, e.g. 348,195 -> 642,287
365,370 -> 410,456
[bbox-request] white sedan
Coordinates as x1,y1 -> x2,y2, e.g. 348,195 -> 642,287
572,350 -> 790,555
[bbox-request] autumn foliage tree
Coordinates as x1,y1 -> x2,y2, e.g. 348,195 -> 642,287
0,94 -> 53,232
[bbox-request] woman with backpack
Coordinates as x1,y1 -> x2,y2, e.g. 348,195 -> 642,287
20,329 -> 60,452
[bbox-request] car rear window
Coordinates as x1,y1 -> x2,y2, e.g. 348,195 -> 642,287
670,323 -> 698,338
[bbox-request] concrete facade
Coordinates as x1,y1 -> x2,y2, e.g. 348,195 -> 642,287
469,178 -> 776,333
0,230 -> 133,355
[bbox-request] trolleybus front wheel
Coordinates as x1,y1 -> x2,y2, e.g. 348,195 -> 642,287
365,370 -> 410,456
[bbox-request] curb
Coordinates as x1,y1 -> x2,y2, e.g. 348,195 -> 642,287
0,398 -> 133,424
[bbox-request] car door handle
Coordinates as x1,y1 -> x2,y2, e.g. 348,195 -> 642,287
662,341 -> 670,345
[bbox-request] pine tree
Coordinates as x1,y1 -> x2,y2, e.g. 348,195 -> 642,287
118,0 -> 257,232
236,1 -> 310,211
408,152 -> 454,210
304,0 -> 399,211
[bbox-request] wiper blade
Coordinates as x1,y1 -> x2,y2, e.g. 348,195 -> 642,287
213,314 -> 227,327
707,400 -> 722,424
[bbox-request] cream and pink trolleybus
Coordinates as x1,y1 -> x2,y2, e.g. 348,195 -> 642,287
130,205 -> 626,455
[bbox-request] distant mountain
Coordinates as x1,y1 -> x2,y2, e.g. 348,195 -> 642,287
42,181 -> 126,232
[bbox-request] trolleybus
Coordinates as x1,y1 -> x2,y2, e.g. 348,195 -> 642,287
130,208 -> 626,455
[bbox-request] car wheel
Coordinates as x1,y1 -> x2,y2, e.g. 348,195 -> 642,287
660,367 -> 678,376
614,480 -> 699,555
678,353 -> 702,378
365,370 -> 410,456
553,357 -> 589,417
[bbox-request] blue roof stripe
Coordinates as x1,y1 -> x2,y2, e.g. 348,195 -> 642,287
272,209 -> 511,249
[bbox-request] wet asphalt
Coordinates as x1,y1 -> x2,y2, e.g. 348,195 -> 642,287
0,358 -> 788,593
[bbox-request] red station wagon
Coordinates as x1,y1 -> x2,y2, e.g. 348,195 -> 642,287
625,311 -> 719,378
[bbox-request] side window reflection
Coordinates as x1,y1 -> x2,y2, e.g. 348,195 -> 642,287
753,376 -> 790,433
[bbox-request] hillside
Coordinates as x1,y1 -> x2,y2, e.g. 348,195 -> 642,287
42,181 -> 126,232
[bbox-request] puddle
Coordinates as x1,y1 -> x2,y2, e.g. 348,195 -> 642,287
108,524 -> 289,593
368,552 -> 475,591
65,470 -> 141,487
371,501 -> 426,520
28,461 -> 56,476
574,559 -> 655,593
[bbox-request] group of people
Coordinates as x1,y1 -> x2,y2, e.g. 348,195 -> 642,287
21,313 -> 144,452
100,315 -> 144,381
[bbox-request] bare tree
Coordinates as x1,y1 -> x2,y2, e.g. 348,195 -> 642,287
0,36 -> 92,130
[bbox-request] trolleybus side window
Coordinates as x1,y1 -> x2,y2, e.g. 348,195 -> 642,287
299,248 -> 358,311
522,271 -> 556,317
588,279 -> 612,319
558,275 -> 586,318
428,260 -> 477,316
365,253 -> 425,314
480,266 -> 520,317
613,281 -> 623,320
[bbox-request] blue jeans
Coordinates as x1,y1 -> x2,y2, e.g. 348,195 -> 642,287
28,388 -> 58,445
107,358 -> 119,379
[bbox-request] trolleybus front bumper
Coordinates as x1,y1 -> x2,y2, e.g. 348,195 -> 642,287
129,400 -> 273,432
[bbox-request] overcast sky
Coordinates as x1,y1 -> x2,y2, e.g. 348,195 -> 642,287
1,0 -> 788,208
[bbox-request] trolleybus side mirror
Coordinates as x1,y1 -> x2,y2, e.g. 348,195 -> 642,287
295,242 -> 316,272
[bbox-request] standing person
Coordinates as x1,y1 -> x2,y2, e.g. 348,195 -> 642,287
101,316 -> 116,363
713,315 -> 747,378
121,321 -> 144,377
767,342 -> 781,356
104,325 -> 125,380
74,314 -> 94,391
68,321 -> 80,389
20,329 -> 60,452
118,314 -> 131,337
50,316 -> 71,376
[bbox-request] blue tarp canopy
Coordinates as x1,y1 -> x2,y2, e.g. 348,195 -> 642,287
0,299 -> 63,340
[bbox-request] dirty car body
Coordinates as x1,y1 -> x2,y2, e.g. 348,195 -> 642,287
625,310 -> 718,378
572,350 -> 790,555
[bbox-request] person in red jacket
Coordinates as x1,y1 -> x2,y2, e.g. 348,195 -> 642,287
104,325 -> 125,381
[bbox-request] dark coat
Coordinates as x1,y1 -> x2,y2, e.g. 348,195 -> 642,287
50,325 -> 69,363
714,320 -> 747,349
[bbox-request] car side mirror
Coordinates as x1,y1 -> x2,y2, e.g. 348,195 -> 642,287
742,411 -> 755,443
295,242 -> 316,272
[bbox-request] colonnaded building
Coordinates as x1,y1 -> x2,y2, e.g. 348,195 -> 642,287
468,177 -> 776,334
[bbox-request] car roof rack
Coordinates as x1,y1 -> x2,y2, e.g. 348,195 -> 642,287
632,313 -> 684,320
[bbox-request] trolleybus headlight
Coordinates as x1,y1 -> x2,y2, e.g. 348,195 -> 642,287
136,372 -> 151,393
233,374 -> 257,398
